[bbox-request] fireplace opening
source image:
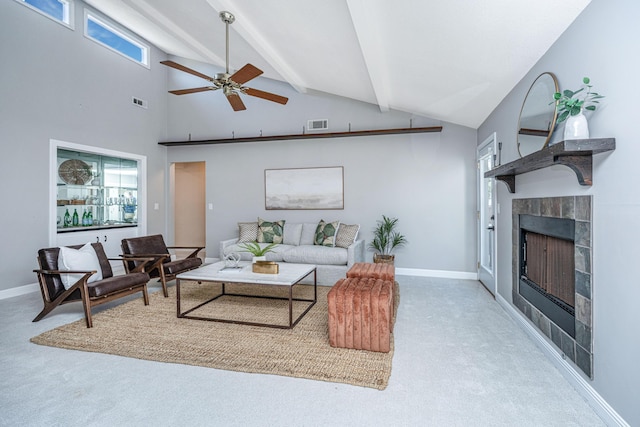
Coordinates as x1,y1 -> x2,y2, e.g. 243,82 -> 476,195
519,214 -> 576,338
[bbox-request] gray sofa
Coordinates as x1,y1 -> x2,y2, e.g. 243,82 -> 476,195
219,221 -> 365,285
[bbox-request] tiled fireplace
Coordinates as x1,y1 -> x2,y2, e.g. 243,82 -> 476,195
512,196 -> 593,378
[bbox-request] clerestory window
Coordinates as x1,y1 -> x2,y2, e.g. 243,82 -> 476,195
84,11 -> 149,68
15,0 -> 74,28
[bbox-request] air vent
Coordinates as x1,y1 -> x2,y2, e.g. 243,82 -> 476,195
307,119 -> 328,131
132,96 -> 148,109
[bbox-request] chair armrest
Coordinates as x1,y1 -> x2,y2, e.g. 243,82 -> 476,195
33,269 -> 97,275
166,246 -> 205,259
347,239 -> 366,267
108,256 -> 156,273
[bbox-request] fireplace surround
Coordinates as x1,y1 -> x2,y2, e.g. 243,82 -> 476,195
512,196 -> 593,378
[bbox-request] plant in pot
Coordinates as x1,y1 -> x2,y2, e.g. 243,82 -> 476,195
237,242 -> 277,263
369,215 -> 407,265
552,76 -> 605,140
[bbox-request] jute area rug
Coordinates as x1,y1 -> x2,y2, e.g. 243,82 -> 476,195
31,282 -> 396,390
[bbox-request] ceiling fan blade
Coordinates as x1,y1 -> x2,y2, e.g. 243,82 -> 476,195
169,87 -> 218,95
160,60 -> 215,82
226,92 -> 246,111
230,64 -> 263,85
244,88 -> 289,105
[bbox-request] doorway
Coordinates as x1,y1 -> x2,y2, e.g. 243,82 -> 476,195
477,133 -> 497,296
172,162 -> 206,255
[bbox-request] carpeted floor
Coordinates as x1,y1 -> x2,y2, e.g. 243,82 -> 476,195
31,282 -> 395,390
1,276 -> 607,426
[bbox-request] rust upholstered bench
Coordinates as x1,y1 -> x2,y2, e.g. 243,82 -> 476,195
327,277 -> 394,352
346,262 -> 395,282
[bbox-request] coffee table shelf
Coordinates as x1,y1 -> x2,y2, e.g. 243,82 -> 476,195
176,262 -> 317,329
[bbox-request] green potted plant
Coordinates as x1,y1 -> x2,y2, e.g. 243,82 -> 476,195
368,215 -> 407,265
553,77 -> 605,140
553,77 -> 604,122
237,242 -> 278,262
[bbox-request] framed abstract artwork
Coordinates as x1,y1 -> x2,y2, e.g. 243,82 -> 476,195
265,166 -> 344,210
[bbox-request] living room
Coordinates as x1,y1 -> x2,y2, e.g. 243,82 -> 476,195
1,0 -> 638,426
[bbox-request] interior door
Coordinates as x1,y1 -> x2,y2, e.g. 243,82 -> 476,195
477,133 -> 497,295
173,162 -> 206,257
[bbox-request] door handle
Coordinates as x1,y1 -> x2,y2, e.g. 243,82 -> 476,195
487,224 -> 495,230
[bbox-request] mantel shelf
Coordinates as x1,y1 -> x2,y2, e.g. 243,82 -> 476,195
158,126 -> 443,146
484,138 -> 615,193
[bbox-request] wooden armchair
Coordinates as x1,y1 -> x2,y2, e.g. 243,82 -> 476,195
121,234 -> 204,297
33,242 -> 152,328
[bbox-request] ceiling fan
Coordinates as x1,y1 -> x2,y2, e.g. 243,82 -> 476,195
160,11 -> 288,111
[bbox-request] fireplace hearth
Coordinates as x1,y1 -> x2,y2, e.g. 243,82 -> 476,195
512,196 -> 593,378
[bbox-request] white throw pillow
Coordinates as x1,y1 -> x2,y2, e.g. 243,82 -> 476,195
59,243 -> 103,290
283,223 -> 303,246
300,223 -> 318,246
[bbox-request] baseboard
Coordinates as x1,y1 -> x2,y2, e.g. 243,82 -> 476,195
0,282 -> 39,300
496,294 -> 630,427
396,267 -> 477,281
1,258 -> 221,301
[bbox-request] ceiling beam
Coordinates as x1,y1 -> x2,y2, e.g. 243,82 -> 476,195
204,0 -> 307,94
124,0 -> 225,64
346,0 -> 390,113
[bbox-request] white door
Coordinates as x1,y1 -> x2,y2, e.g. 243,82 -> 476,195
477,133 -> 497,295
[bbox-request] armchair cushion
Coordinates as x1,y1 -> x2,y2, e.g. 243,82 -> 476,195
59,243 -> 103,289
88,273 -> 149,298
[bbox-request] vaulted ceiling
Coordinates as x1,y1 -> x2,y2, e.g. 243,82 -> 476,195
84,0 -> 591,129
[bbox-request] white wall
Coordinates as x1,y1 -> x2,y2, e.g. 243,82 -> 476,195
163,59 -> 478,272
478,0 -> 639,424
0,1 -> 169,291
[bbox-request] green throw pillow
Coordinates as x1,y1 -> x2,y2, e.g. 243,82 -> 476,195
257,218 -> 285,244
314,220 -> 340,247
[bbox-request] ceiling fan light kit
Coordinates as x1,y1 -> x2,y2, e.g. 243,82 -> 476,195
160,11 -> 288,112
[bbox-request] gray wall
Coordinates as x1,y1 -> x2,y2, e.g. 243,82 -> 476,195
0,1 -> 169,290
478,0 -> 639,424
163,58 -> 478,272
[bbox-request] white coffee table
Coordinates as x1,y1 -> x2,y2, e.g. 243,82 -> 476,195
175,261 -> 317,329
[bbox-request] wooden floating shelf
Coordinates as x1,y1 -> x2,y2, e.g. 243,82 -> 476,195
158,126 -> 443,146
484,138 -> 615,193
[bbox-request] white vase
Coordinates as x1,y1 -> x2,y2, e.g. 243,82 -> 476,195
563,110 -> 590,140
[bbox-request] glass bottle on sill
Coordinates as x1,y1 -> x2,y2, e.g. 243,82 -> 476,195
63,209 -> 71,227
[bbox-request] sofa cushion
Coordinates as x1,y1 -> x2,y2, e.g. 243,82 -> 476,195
257,218 -> 285,244
282,245 -> 348,266
238,222 -> 258,243
315,220 -> 340,247
59,243 -> 103,289
335,223 -> 360,248
300,223 -> 318,245
283,223 -> 303,246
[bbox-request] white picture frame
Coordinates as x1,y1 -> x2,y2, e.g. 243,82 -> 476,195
265,166 -> 344,210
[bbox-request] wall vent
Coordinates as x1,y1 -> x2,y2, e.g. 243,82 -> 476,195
132,96 -> 148,109
307,119 -> 328,131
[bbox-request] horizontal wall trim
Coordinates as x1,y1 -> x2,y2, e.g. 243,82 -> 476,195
0,282 -> 38,300
396,267 -> 477,281
3,264 -> 470,300
158,126 -> 443,146
496,293 -> 629,427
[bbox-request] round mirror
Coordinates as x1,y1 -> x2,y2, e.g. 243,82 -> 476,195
517,72 -> 559,157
